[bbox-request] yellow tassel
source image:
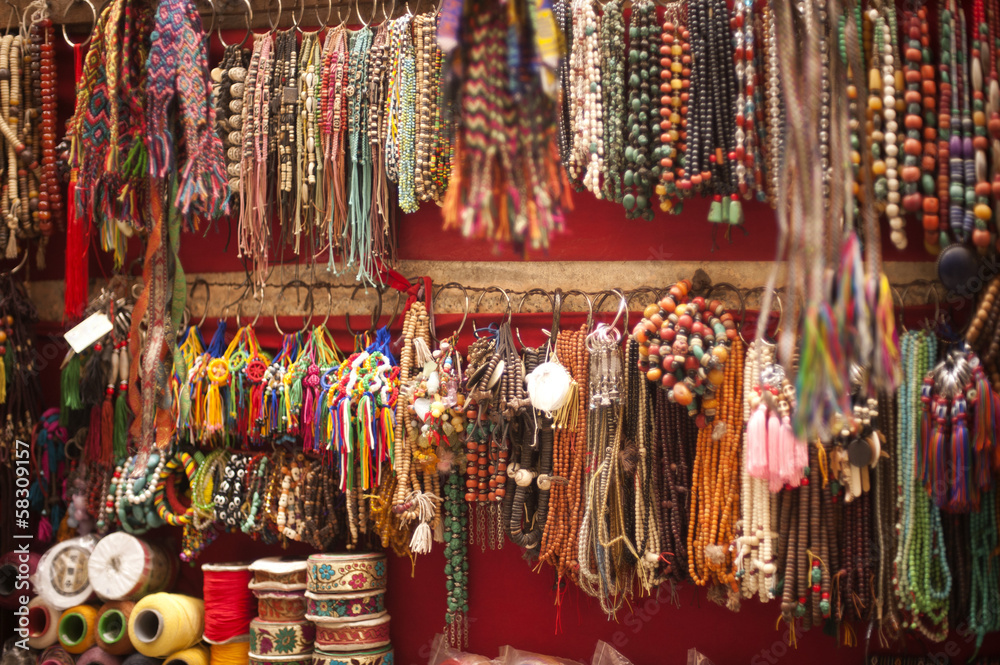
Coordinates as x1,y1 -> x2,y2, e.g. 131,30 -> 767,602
205,383 -> 222,433
815,439 -> 829,487
0,356 -> 6,404
842,622 -> 856,647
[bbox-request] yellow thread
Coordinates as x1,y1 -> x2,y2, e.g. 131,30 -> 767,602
128,593 -> 204,658
166,644 -> 211,665
814,440 -> 829,487
209,642 -> 248,665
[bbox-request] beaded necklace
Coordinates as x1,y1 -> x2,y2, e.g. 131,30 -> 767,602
599,0 -> 624,203
760,1 -> 782,208
27,0 -> 60,258
296,31 -> 322,252
346,26 -> 376,284
554,0 -> 572,169
972,0 -> 995,251
621,0 -> 657,221
688,0 -> 739,225
656,2 -> 690,214
567,0 -> 602,197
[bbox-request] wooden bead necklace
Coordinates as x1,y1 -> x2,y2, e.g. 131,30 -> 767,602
600,0 -> 625,204
656,2 -> 691,214
621,0 -> 659,221
567,0 -> 603,197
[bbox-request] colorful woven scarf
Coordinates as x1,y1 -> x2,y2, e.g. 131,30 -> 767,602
145,0 -> 227,220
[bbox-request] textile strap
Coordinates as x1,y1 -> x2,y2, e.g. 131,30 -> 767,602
129,185 -> 174,462
146,0 -> 227,218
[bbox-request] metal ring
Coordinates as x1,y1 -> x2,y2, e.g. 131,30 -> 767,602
200,0 -> 217,36
273,280 -> 312,336
741,286 -> 782,346
593,288 -> 628,340
432,282 -> 470,341
344,284 -> 383,337
559,289 -> 594,332
356,0 -> 376,27
707,281 -> 746,333
189,278 -> 211,328
333,1 -> 348,28
236,291 -> 265,328
515,288 -> 554,348
291,0 -> 305,30
314,0 -> 333,29
891,285 -> 907,334
219,0 -> 253,47
62,0 -> 96,47
375,286 -> 403,329
264,0 -> 282,31
473,286 -> 512,332
312,284 -> 333,330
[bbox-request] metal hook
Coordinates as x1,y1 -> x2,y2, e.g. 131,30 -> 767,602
273,280 -> 313,336
356,0 -> 376,28
344,284 -> 383,337
432,282 -> 470,342
375,286 -> 403,329
314,0 -> 334,30
593,288 -> 629,341
236,290 -> 266,328
0,250 -> 27,280
514,288 -> 554,349
473,286 -> 512,334
5,0 -> 18,33
291,0 -> 305,30
707,281 -> 746,334
200,0 -> 217,37
308,284 -> 332,330
264,0 -> 283,31
218,0 -> 253,47
189,278 -> 211,329
380,0 -> 396,22
62,0 -> 97,47
560,290 -> 594,332
741,286 -> 782,346
891,285 -> 907,334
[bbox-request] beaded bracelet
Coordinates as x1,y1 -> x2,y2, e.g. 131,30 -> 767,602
154,451 -> 198,527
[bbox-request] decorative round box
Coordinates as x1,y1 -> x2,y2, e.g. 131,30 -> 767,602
306,554 -> 386,594
314,616 -> 390,652
313,647 -> 393,665
249,654 -> 313,665
305,591 -> 385,621
249,619 -> 315,657
254,590 -> 308,622
249,558 -> 309,591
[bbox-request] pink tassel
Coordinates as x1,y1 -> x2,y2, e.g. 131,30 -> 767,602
767,410 -> 783,492
793,428 -> 809,479
950,397 -> 971,512
747,403 -> 769,479
779,416 -> 799,488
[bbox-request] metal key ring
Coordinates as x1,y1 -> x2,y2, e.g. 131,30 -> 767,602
891,285 -> 907,334
345,284 -> 383,337
62,0 -> 97,48
431,282 -> 470,342
593,288 -> 628,341
236,290 -> 266,328
273,279 -> 313,336
219,0 -> 253,47
515,288 -> 554,348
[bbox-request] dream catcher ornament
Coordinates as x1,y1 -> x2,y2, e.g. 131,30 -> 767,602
631,279 -> 737,426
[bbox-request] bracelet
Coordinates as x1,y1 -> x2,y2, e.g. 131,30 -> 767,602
192,449 -> 229,529
155,451 -> 197,527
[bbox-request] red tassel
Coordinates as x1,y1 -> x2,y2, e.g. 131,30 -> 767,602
64,44 -> 90,323
973,367 -> 994,490
100,389 -> 114,466
927,398 -> 949,508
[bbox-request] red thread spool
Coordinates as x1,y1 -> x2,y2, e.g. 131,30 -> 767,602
202,563 -> 256,644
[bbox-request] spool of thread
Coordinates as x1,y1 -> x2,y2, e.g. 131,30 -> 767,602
123,654 -> 164,665
38,645 -> 75,665
202,563 -> 255,643
128,593 -> 205,658
163,645 -> 211,665
33,534 -> 99,611
27,596 -> 60,649
58,604 -> 99,654
89,534 -> 175,601
0,550 -> 40,609
96,600 -> 136,654
210,638 -> 250,665
77,645 -> 124,665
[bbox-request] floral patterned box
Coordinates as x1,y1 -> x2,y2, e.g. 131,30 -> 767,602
307,554 -> 387,594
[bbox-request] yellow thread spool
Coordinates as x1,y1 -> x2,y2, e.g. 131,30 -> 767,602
128,593 -> 204,658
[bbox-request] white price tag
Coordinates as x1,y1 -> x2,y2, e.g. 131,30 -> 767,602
64,311 -> 113,354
